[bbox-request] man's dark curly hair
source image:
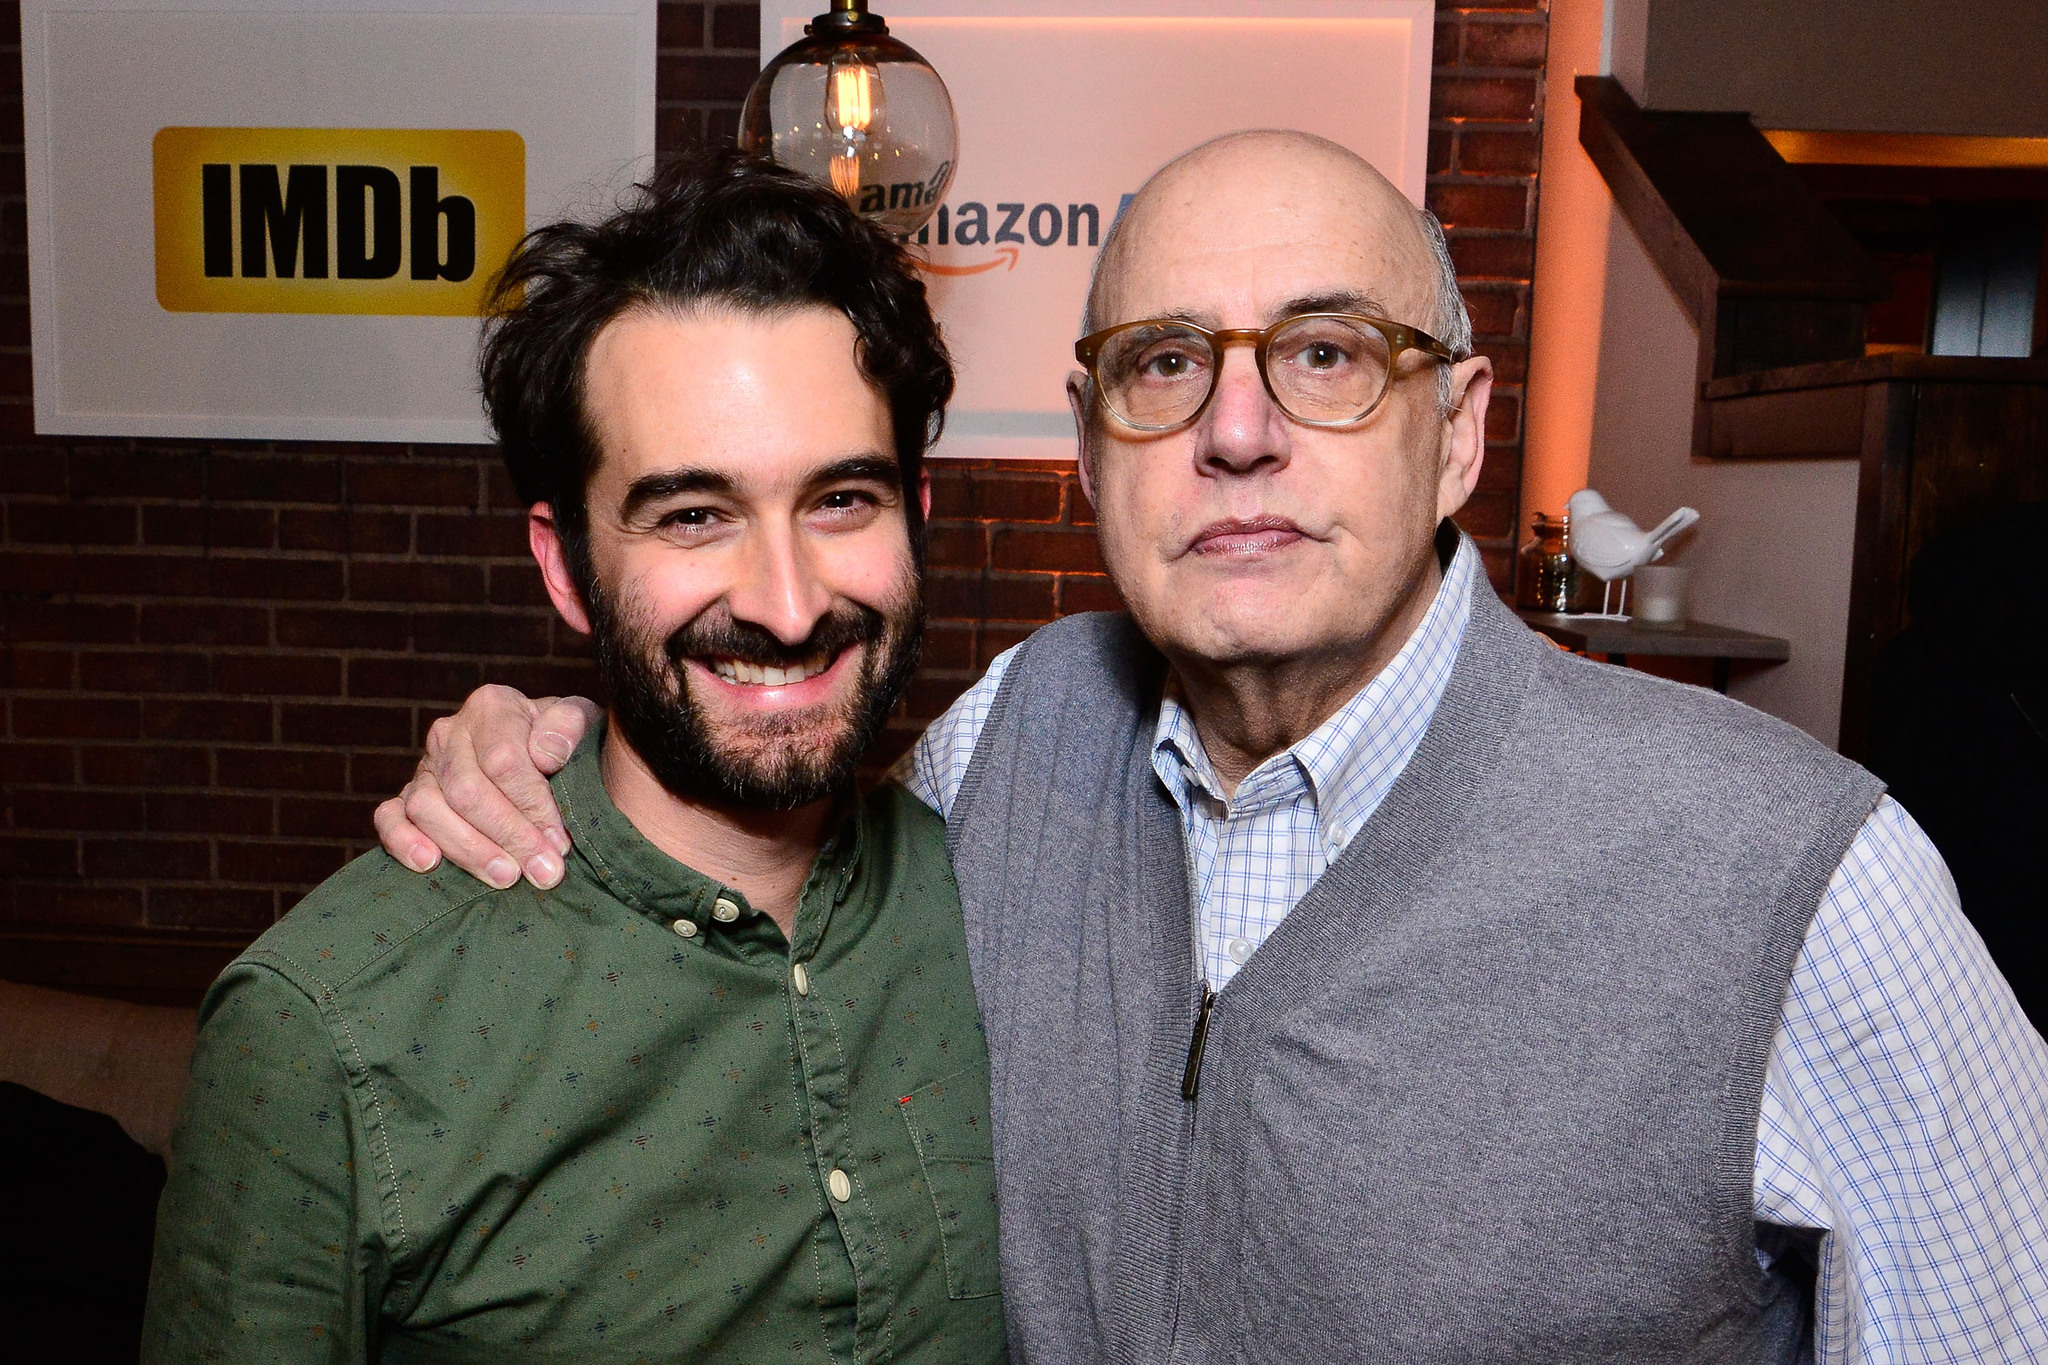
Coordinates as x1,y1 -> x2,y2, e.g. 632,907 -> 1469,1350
480,149 -> 953,590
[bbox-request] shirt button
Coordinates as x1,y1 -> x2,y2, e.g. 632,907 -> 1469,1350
1227,938 -> 1253,965
828,1168 -> 852,1202
712,897 -> 740,923
792,963 -> 810,996
673,919 -> 698,939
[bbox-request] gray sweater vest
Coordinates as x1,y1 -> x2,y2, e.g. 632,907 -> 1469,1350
947,554 -> 1883,1365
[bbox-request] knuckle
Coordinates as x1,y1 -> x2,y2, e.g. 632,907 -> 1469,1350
477,742 -> 527,783
402,784 -> 442,823
441,772 -> 486,813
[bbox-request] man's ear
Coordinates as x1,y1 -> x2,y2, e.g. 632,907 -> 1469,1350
917,465 -> 932,522
1067,370 -> 1097,505
529,504 -> 593,636
1435,356 -> 1493,521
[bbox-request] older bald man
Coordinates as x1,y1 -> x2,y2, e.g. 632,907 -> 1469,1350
377,134 -> 2048,1363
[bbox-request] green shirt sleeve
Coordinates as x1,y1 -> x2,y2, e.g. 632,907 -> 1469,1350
144,961 -> 381,1365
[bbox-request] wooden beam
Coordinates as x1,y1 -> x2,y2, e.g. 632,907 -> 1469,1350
1576,77 -> 1886,386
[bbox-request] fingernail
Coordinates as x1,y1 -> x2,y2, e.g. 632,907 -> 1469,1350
407,846 -> 440,874
534,732 -> 573,765
524,852 -> 563,889
545,826 -> 571,857
484,857 -> 519,889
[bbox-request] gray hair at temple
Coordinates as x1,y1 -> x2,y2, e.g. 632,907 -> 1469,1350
1414,205 -> 1474,385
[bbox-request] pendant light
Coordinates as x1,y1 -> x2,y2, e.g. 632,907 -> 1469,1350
739,0 -> 958,239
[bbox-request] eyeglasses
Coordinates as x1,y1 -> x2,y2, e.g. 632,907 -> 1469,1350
1073,312 -> 1458,432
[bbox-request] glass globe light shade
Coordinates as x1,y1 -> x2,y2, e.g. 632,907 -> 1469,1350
739,0 -> 957,240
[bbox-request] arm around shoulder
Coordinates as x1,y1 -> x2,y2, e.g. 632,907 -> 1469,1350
144,960 -> 383,1365
374,687 -> 597,891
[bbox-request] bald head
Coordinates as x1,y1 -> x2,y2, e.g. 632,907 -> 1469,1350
1083,130 -> 1470,367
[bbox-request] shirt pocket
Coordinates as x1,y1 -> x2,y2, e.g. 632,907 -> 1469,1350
899,1070 -> 1001,1300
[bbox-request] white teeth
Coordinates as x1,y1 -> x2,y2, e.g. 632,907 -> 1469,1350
708,650 -> 835,687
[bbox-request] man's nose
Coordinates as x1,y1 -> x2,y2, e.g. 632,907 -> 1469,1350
725,522 -> 834,646
1193,346 -> 1291,475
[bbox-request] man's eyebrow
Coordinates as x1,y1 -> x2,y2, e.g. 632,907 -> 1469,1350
620,467 -> 736,520
806,453 -> 903,490
1273,290 -> 1392,322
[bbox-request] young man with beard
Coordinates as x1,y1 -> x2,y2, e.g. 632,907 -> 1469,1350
142,154 -> 1005,1364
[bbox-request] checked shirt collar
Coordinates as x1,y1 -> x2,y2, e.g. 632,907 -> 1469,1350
1150,535 -> 1477,985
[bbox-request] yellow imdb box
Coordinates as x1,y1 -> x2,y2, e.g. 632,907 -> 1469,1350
154,127 -> 525,316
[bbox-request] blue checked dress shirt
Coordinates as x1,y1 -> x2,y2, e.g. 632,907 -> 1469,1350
900,537 -> 2048,1364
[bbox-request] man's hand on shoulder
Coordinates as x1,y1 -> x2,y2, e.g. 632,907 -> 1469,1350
373,685 -> 598,890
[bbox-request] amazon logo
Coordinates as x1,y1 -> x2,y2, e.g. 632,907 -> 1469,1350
919,245 -> 1020,277
914,199 -> 1103,274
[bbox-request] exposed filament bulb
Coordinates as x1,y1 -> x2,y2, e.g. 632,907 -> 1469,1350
828,60 -> 878,132
824,57 -> 883,201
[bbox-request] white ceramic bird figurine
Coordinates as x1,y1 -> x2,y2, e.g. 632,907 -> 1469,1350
1566,489 -> 1699,582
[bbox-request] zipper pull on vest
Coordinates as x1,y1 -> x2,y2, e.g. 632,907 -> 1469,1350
1182,985 -> 1218,1101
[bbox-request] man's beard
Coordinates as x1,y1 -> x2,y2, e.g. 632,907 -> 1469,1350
586,570 -> 923,811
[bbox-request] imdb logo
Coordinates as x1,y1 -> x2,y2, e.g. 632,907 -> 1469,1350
153,127 -> 525,316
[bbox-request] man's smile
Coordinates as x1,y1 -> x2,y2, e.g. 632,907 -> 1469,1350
708,649 -> 834,688
684,644 -> 861,711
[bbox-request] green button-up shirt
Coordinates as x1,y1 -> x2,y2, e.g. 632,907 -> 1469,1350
144,731 -> 1006,1364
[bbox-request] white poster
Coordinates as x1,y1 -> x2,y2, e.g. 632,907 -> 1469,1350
764,0 -> 1435,460
24,0 -> 656,443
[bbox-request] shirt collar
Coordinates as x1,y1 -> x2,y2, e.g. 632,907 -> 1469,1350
1151,534 -> 1479,836
553,720 -> 864,945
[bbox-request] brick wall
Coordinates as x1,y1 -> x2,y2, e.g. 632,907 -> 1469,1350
1432,0 -> 1548,578
0,1 -> 1546,1003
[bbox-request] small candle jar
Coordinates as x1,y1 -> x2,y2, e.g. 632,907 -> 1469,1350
1633,563 -> 1690,629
